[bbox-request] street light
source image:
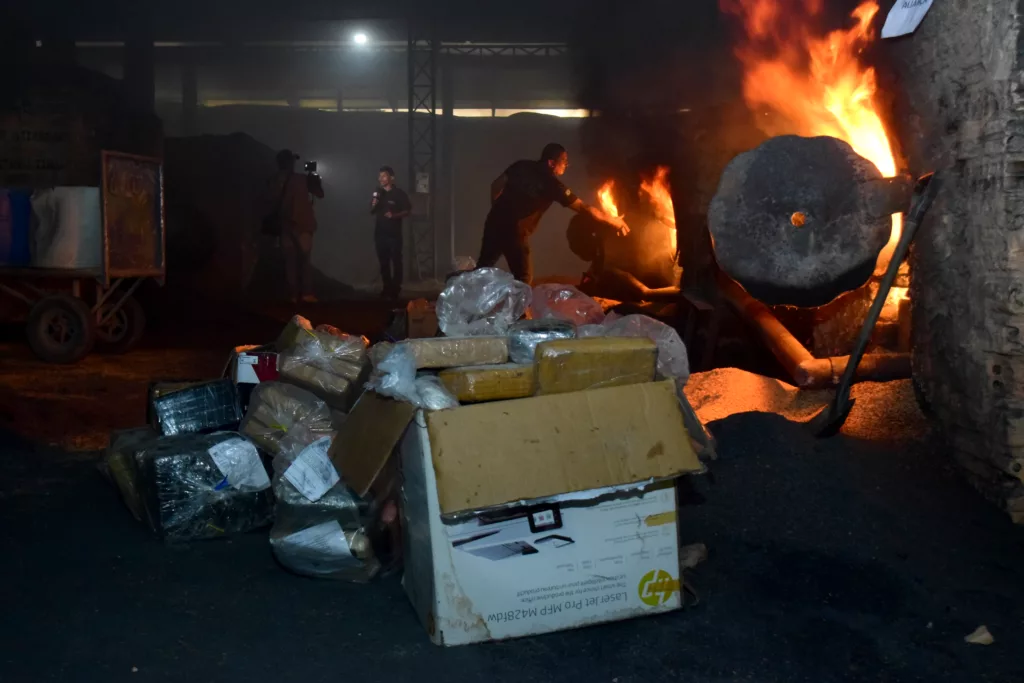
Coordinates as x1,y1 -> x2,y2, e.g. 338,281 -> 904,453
353,32 -> 369,46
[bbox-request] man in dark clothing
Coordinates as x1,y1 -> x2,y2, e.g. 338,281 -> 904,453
478,143 -> 629,285
370,166 -> 411,298
267,149 -> 324,303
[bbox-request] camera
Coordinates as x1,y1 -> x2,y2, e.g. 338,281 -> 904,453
304,160 -> 322,195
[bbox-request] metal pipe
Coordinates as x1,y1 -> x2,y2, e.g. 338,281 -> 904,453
718,273 -> 911,389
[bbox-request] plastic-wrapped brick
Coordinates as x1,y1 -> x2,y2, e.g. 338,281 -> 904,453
399,336 -> 509,369
132,432 -> 273,542
277,326 -> 371,412
508,319 -> 576,364
149,379 -> 242,436
439,364 -> 536,403
240,382 -> 334,456
268,427 -> 385,581
535,337 -> 657,395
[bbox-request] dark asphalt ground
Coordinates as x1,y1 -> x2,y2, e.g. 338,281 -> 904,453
2,396 -> 1023,682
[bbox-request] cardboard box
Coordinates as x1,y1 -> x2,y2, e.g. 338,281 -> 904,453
330,391 -> 418,501
228,345 -> 280,385
225,345 -> 280,410
400,380 -> 702,646
406,299 -> 439,339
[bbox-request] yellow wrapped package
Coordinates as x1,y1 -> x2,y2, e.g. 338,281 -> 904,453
439,363 -> 535,403
400,336 -> 508,369
535,337 -> 657,395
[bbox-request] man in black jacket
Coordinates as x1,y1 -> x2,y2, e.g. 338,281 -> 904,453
370,166 -> 411,299
478,143 -> 628,285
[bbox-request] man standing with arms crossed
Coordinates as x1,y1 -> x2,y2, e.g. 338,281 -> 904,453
370,166 -> 411,299
478,143 -> 629,285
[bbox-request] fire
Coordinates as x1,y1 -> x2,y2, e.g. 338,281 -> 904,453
597,180 -> 621,218
720,0 -> 902,272
640,166 -> 678,254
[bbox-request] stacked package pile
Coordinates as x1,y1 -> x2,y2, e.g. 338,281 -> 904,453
100,270 -> 711,594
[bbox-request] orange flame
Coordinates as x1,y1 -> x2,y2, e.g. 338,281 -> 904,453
639,166 -> 678,255
597,180 -> 621,218
721,0 -> 901,271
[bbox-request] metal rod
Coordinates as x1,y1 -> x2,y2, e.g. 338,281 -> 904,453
92,278 -> 124,313
96,278 -> 144,327
0,282 -> 34,306
718,272 -> 911,389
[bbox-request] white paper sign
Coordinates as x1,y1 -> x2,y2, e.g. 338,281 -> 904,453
881,0 -> 935,39
282,437 -> 339,502
277,520 -> 358,574
208,438 -> 271,491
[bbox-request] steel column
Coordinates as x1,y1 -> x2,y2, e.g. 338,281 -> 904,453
407,26 -> 438,282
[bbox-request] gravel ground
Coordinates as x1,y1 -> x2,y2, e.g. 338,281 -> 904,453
1,361 -> 1022,682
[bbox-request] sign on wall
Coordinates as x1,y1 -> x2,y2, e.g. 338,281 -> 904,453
101,151 -> 165,283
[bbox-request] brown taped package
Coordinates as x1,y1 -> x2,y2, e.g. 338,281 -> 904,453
438,363 -> 535,403
278,326 -> 371,411
535,336 -> 657,395
276,315 -> 314,351
105,427 -> 161,522
240,382 -> 334,455
400,336 -> 509,369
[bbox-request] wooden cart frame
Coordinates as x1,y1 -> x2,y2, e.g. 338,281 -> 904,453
0,151 -> 165,363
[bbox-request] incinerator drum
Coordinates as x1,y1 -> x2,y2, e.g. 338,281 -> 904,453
708,135 -> 908,308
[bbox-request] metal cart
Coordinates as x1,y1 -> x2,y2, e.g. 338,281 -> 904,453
0,151 -> 165,363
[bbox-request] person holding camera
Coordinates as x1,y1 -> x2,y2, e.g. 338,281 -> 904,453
370,166 -> 411,299
264,149 -> 324,304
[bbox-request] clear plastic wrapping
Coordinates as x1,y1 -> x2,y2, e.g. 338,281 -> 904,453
530,284 -> 606,326
240,382 -> 334,456
401,336 -> 509,369
414,376 -> 461,411
436,267 -> 531,336
268,427 -> 389,581
507,319 -> 577,364
150,379 -> 242,436
277,325 -> 371,411
365,344 -> 460,410
276,314 -> 314,351
105,427 -> 161,523
596,314 -> 691,385
676,382 -> 718,461
132,432 -> 274,542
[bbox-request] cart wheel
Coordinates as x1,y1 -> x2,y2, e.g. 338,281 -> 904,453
96,295 -> 146,354
26,294 -> 97,364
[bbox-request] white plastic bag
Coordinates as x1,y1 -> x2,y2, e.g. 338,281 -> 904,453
530,284 -> 605,326
366,344 -> 419,404
436,267 -> 531,337
366,344 -> 459,410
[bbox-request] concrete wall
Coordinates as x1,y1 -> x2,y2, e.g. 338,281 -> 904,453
887,0 -> 1024,520
159,105 -> 589,289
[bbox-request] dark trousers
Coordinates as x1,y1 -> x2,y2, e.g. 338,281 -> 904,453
375,225 -> 403,294
281,230 -> 314,300
478,221 -> 533,285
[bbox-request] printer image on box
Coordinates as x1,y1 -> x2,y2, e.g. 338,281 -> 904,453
449,505 -> 575,561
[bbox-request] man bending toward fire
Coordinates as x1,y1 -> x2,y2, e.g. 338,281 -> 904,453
478,143 -> 629,285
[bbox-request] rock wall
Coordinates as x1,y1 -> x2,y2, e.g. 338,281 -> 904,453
886,0 -> 1024,520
